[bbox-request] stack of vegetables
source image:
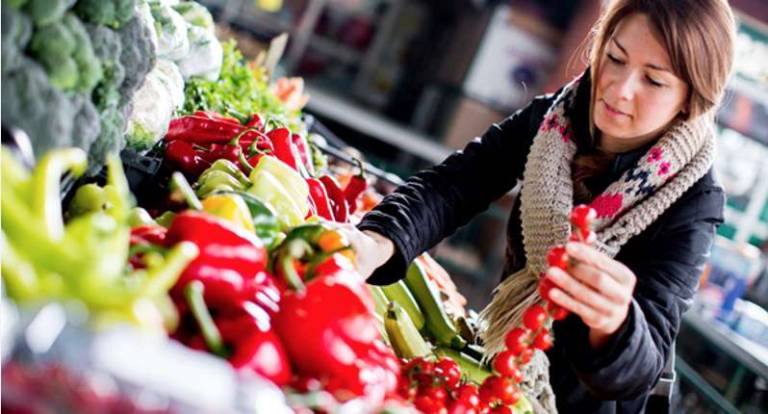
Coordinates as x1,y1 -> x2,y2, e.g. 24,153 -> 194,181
1,1 -> 545,412
1,0 -> 226,172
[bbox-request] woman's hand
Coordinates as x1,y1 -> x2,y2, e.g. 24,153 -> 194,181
334,224 -> 395,279
544,242 -> 637,349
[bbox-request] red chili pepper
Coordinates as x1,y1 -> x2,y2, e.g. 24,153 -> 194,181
343,159 -> 367,215
165,116 -> 246,144
245,114 -> 263,130
166,212 -> 275,310
306,178 -> 334,221
267,128 -> 303,173
291,133 -> 314,176
165,140 -> 211,175
319,175 -> 348,222
193,111 -> 241,125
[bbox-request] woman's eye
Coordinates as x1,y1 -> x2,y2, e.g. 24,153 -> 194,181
647,76 -> 664,87
607,53 -> 623,65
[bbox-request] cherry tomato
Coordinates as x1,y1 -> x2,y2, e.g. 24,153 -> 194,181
447,401 -> 478,414
504,328 -> 530,356
533,329 -> 553,350
522,304 -> 547,331
437,357 -> 462,390
518,348 -> 534,364
571,205 -> 597,230
479,375 -> 501,405
491,405 -> 515,414
427,385 -> 448,404
492,350 -> 517,378
547,302 -> 570,321
547,245 -> 569,270
491,376 -> 518,406
539,277 -> 556,302
456,383 -> 480,407
398,380 -> 417,400
415,395 -> 446,414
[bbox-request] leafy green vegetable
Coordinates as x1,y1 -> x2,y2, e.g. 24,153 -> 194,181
182,40 -> 296,125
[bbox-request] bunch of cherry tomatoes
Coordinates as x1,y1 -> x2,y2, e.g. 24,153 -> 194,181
483,205 -> 598,412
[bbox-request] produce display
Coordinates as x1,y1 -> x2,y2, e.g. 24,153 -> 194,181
0,1 -> 598,413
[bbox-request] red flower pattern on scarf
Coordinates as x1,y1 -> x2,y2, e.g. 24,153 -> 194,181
589,193 -> 624,219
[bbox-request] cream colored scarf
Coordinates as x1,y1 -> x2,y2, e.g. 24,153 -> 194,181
478,75 -> 716,412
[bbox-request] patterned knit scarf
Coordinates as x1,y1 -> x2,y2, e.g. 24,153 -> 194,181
478,75 -> 716,413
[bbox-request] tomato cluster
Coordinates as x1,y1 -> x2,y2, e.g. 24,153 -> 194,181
397,356 -> 480,413
482,205 -> 597,410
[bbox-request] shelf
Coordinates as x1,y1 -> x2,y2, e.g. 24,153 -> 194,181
304,86 -> 453,164
682,312 -> 768,380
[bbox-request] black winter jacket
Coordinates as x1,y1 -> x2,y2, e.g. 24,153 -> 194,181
358,76 -> 725,413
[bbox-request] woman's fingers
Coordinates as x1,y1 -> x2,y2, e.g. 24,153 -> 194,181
546,267 -> 614,314
566,261 -> 628,304
566,242 -> 636,288
548,287 -> 608,330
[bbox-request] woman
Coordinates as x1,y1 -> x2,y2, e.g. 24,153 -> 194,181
344,0 -> 736,412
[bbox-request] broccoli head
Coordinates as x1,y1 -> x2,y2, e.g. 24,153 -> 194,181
27,14 -> 103,93
86,23 -> 125,110
1,3 -> 34,74
117,14 -> 156,107
74,0 -> 136,29
62,12 -> 103,93
24,0 -> 76,27
1,57 -> 76,158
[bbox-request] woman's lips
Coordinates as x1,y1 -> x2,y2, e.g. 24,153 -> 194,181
601,99 -> 630,117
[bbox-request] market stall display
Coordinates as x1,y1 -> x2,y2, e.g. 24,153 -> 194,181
0,1 -> 569,413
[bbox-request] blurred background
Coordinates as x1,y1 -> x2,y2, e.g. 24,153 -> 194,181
194,0 -> 765,411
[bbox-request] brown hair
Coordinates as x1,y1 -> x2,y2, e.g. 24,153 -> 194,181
572,0 -> 736,202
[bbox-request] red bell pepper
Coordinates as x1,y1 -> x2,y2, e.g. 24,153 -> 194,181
344,159 -> 367,215
182,281 -> 292,386
166,212 -> 279,313
319,175 -> 348,222
306,178 -> 334,221
272,224 -> 399,402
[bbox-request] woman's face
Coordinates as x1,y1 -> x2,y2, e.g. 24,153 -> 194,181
594,13 -> 690,152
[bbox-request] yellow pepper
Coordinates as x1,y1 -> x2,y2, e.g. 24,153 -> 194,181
201,193 -> 256,233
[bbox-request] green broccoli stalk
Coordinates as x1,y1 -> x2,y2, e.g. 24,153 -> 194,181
74,0 -> 136,30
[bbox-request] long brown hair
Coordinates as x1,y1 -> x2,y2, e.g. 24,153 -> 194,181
572,0 -> 736,202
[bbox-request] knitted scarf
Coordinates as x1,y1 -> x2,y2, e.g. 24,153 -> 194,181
478,75 -> 716,413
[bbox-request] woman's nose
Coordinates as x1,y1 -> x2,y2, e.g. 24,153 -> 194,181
612,73 -> 640,102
